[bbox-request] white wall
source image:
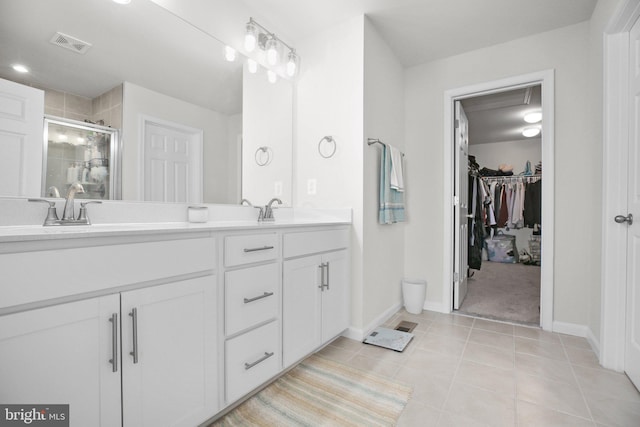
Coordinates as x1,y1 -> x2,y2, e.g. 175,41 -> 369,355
469,139 -> 541,175
242,64 -> 293,207
405,22 -> 594,327
363,19 -> 406,329
295,16 -> 365,329
121,82 -> 234,203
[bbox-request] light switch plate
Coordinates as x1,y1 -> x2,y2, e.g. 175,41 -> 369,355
307,179 -> 317,195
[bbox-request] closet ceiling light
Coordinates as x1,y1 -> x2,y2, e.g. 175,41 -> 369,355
524,112 -> 542,123
12,64 -> 29,73
522,126 -> 541,137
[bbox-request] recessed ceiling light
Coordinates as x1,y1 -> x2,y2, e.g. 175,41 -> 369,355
522,126 -> 541,137
524,112 -> 542,123
112,0 -> 131,4
12,64 -> 29,73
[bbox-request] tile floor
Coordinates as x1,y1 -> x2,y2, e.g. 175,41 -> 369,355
318,310 -> 640,427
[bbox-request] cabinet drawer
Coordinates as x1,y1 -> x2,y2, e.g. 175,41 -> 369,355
225,321 -> 280,404
283,228 -> 349,258
225,263 -> 279,336
224,233 -> 278,267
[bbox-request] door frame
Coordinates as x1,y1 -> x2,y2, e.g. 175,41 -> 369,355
443,70 -> 555,331
600,0 -> 640,372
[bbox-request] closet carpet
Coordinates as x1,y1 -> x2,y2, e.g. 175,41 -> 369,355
457,261 -> 540,325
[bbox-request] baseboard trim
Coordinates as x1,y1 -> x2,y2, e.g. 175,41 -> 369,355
343,302 -> 403,341
424,300 -> 448,314
552,321 -> 601,358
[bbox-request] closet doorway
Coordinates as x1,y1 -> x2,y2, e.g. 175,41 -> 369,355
444,71 -> 555,330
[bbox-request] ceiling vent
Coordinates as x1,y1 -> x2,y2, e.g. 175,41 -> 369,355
49,32 -> 92,54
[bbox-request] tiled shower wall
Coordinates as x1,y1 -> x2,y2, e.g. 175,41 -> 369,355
44,84 -> 123,128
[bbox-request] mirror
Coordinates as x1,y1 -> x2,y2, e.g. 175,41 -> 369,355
0,0 -> 293,206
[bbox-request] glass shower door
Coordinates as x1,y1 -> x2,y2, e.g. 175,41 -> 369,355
43,117 -> 120,200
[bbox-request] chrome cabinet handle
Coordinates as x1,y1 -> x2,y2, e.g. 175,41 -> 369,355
244,352 -> 274,370
129,308 -> 139,364
615,214 -> 633,225
243,246 -> 275,253
244,291 -> 274,304
318,262 -> 330,290
325,262 -> 330,290
109,313 -> 118,372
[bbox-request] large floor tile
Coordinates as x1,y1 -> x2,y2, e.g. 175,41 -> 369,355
443,382 -> 515,427
343,353 -> 401,378
454,359 -> 516,396
565,345 -> 601,368
431,312 -> 476,327
463,341 -> 515,370
517,400 -> 595,427
473,318 -> 515,335
394,367 -> 453,410
418,331 -> 467,358
468,328 -> 515,349
429,322 -> 472,341
316,343 -> 357,363
514,325 -> 561,343
402,347 -> 461,381
515,351 -> 577,385
516,372 -> 591,419
397,400 -> 441,427
515,336 -> 567,361
437,411 -> 490,427
573,365 -> 640,403
328,336 -> 363,352
559,334 -> 592,350
583,389 -> 640,427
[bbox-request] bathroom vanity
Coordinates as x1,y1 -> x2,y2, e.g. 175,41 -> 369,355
0,210 -> 350,427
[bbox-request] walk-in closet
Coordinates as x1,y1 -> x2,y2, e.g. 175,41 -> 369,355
455,85 -> 542,325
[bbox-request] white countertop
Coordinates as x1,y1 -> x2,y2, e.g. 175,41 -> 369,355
0,217 -> 351,243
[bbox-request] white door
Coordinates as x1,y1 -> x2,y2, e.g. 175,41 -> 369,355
0,295 -> 122,427
121,276 -> 218,427
0,78 -> 44,197
143,119 -> 203,203
453,101 -> 470,309
625,17 -> 640,390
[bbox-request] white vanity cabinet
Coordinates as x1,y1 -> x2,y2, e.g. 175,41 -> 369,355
222,233 -> 281,404
0,295 -> 122,427
0,233 -> 218,427
282,229 -> 350,368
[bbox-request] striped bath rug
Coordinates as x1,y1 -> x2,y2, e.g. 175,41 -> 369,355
212,354 -> 412,426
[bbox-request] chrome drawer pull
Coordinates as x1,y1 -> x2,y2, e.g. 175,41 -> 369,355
109,313 -> 118,372
244,291 -> 275,304
245,352 -> 274,370
243,245 -> 274,253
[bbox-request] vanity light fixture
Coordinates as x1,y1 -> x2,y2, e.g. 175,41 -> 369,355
224,45 -> 237,62
267,70 -> 277,84
12,64 -> 29,73
247,58 -> 258,74
243,17 -> 299,78
286,51 -> 298,77
522,126 -> 541,137
524,112 -> 542,123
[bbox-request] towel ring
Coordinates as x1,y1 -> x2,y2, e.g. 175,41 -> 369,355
255,146 -> 273,166
318,136 -> 336,158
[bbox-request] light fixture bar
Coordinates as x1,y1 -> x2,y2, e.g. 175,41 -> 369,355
247,17 -> 295,52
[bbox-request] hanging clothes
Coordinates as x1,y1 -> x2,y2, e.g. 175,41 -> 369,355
524,179 -> 542,227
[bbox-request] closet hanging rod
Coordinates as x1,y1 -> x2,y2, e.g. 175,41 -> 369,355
367,138 -> 404,156
481,175 -> 541,181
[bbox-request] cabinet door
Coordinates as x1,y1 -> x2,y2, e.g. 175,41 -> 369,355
0,295 -> 121,427
282,255 -> 322,367
121,276 -> 217,427
321,250 -> 350,342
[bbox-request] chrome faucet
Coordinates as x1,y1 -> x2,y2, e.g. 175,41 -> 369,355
62,182 -> 85,221
240,198 -> 253,206
46,186 -> 60,198
263,198 -> 282,221
28,182 -> 101,226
